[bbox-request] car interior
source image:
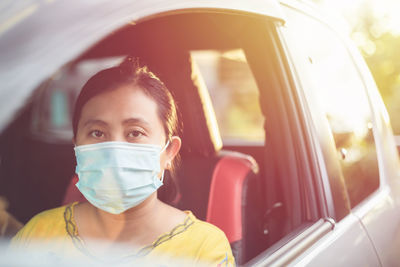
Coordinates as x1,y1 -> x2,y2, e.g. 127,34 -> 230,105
0,12 -> 321,265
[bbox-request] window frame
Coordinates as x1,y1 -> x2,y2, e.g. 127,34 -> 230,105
243,18 -> 328,262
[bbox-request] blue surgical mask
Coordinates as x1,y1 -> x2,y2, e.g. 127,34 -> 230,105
74,141 -> 169,214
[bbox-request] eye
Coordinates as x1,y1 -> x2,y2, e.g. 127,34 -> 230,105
127,130 -> 144,138
89,130 -> 105,139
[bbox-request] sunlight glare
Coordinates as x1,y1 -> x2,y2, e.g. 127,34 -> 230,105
322,0 -> 400,35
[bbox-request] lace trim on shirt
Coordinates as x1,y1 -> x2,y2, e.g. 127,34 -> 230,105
63,203 -> 195,259
64,203 -> 87,254
135,214 -> 195,257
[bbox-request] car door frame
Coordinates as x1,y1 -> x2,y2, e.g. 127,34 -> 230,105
239,13 -> 336,266
247,1 -> 384,266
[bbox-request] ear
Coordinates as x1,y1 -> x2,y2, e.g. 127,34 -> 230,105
165,136 -> 181,169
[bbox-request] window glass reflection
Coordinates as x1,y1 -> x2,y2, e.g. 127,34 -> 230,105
283,9 -> 380,207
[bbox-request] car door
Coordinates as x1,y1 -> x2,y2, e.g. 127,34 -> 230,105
248,1 -> 386,266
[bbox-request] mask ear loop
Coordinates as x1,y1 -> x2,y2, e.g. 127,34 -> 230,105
160,140 -> 170,154
159,140 -> 171,183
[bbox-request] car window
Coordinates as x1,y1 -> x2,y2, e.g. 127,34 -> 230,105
281,7 -> 380,208
190,49 -> 264,145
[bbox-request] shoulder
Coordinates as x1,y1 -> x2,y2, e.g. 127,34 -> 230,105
32,205 -> 68,221
186,212 -> 235,265
11,203 -> 74,246
190,215 -> 228,241
24,204 -> 69,228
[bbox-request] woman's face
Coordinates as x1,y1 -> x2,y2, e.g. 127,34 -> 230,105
75,84 -> 179,172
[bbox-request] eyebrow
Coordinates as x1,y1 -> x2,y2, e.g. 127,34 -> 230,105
83,119 -> 108,128
122,118 -> 151,127
82,118 -> 151,128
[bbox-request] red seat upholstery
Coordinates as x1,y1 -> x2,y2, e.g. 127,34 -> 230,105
176,150 -> 263,264
206,153 -> 258,244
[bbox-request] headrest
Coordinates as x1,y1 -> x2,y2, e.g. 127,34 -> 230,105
139,51 -> 222,157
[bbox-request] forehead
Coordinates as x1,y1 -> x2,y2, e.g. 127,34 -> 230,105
79,85 -> 162,126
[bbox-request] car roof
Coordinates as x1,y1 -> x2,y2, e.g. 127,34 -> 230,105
0,0 -> 285,134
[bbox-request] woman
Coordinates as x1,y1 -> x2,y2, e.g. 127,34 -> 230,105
11,58 -> 235,266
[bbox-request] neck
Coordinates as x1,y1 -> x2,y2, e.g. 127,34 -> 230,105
91,193 -> 163,241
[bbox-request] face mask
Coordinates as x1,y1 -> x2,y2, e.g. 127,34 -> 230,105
74,141 -> 169,214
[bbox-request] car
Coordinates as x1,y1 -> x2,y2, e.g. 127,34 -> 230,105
1,0 -> 400,266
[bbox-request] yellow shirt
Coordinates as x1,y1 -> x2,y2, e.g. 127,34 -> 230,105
11,202 -> 235,266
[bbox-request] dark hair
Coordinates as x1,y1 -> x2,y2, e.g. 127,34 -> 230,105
73,57 -> 179,142
72,57 -> 181,203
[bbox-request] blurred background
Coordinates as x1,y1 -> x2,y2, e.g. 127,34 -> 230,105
313,0 -> 400,134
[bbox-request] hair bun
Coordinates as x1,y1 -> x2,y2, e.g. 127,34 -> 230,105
119,56 -> 140,75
